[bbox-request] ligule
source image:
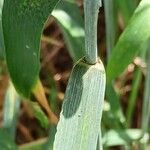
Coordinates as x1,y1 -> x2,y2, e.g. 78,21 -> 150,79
54,59 -> 106,150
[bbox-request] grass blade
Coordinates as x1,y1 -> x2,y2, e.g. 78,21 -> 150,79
126,66 -> 143,127
104,0 -> 125,129
28,101 -> 49,129
126,50 -> 146,127
2,0 -> 60,97
54,59 -> 106,150
105,83 -> 126,128
107,0 -> 150,80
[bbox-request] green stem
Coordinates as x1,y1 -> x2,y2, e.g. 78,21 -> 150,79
142,48 -> 150,132
104,0 -> 116,59
126,50 -> 146,127
140,44 -> 150,149
126,67 -> 142,127
84,0 -> 101,64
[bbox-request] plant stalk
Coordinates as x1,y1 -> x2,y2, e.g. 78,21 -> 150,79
104,0 -> 116,59
84,0 -> 102,64
141,47 -> 150,133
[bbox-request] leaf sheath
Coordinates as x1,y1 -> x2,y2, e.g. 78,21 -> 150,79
54,59 -> 106,150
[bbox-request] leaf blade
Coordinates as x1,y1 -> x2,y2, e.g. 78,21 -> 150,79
107,0 -> 150,80
2,0 -> 60,97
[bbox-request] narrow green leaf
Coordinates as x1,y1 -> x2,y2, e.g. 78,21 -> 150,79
54,59 -> 106,150
48,73 -> 58,113
52,1 -> 85,61
3,82 -> 20,140
2,0 -> 60,97
29,101 -> 49,129
126,50 -> 146,127
105,83 -> 126,128
107,0 -> 150,80
104,0 -> 125,129
126,66 -> 143,127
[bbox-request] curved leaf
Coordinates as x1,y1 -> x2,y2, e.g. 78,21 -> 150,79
2,0 -> 60,97
52,1 -> 85,61
107,0 -> 150,80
